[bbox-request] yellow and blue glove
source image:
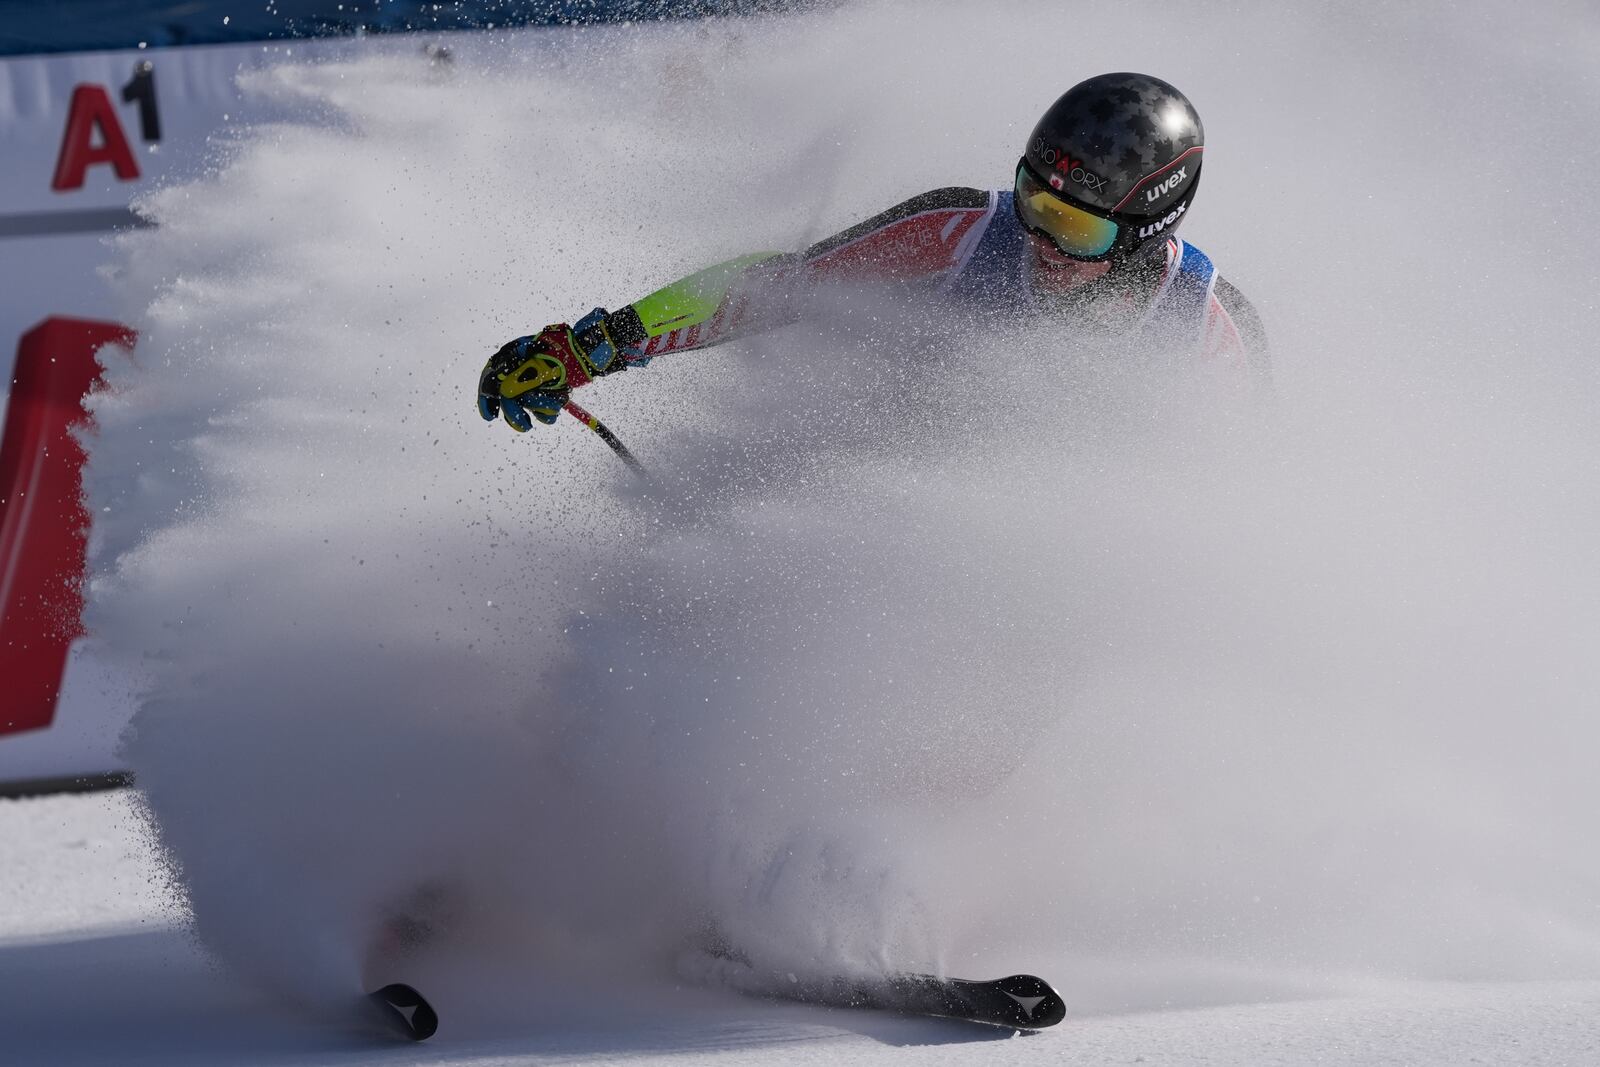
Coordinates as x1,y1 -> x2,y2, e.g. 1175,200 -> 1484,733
477,308 -> 642,433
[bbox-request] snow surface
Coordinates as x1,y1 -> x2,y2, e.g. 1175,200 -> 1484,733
6,791 -> 1600,1065
13,0 -> 1600,1063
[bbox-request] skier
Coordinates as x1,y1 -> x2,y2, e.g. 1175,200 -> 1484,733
476,72 -> 1267,434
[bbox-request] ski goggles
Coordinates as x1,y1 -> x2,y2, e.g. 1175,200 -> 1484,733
1013,160 -> 1123,260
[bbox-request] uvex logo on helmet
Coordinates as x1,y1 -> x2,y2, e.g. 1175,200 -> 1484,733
1143,166 -> 1187,204
1137,201 -> 1186,239
1113,146 -> 1203,214
1030,136 -> 1108,193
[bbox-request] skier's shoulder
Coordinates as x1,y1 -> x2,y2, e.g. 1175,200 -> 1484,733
1163,238 -> 1270,375
801,187 -> 996,274
1211,274 -> 1267,356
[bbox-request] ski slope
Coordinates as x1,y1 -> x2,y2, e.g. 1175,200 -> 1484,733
7,791 -> 1600,1065
13,0 -> 1600,1063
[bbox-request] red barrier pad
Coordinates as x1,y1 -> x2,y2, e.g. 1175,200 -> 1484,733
0,318 -> 133,736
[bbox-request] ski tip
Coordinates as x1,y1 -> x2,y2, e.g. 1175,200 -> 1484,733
993,974 -> 1067,1029
366,982 -> 439,1041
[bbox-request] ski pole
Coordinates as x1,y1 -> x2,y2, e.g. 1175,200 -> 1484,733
563,399 -> 646,477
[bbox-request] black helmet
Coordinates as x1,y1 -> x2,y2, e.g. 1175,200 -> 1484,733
1015,72 -> 1204,263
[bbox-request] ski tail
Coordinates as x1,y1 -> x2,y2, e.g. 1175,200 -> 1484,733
688,952 -> 1067,1031
365,982 -> 438,1041
794,970 -> 1066,1030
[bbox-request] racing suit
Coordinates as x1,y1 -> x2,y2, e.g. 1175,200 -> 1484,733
574,186 -> 1268,384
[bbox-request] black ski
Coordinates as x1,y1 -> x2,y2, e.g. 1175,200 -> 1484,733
762,970 -> 1066,1030
364,982 -> 438,1041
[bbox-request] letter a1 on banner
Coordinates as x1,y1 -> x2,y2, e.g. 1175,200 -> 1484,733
0,318 -> 133,736
52,84 -> 142,192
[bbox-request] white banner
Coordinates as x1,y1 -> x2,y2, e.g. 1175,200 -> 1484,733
0,30 -> 515,788
0,36 -> 386,388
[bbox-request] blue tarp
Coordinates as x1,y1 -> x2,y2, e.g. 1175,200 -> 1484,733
0,0 -> 795,57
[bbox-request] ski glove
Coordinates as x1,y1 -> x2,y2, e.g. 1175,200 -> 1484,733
476,308 -> 642,433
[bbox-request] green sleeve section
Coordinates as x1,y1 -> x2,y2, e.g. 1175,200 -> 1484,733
628,252 -> 783,336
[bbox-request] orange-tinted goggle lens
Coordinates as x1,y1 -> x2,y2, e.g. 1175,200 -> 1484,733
1014,163 -> 1120,258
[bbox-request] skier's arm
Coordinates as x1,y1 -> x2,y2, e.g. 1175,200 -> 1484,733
1205,275 -> 1272,394
610,187 -> 993,360
477,189 -> 992,431
599,250 -> 794,360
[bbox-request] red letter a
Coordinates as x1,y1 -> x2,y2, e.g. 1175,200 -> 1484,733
51,85 -> 141,192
